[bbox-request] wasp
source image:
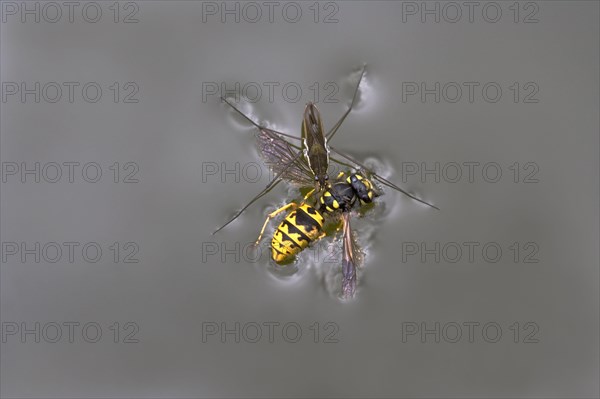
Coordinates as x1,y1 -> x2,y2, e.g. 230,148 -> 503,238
253,169 -> 376,298
212,65 -> 438,297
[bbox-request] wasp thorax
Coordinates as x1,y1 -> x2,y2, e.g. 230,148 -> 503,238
319,181 -> 356,213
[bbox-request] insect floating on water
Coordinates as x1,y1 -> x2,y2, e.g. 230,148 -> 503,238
212,65 -> 438,298
266,170 -> 379,297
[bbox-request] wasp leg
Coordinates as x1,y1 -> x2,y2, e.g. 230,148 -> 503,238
212,150 -> 308,235
212,179 -> 282,235
301,188 -> 316,203
254,202 -> 298,246
329,146 -> 440,210
326,64 -> 366,141
255,187 -> 317,246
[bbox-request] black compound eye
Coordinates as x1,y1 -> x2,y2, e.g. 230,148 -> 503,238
315,176 -> 319,181
324,174 -> 329,180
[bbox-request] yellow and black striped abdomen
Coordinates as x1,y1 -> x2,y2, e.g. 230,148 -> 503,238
271,204 -> 324,263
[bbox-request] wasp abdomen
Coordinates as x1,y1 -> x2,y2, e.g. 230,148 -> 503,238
271,204 -> 324,263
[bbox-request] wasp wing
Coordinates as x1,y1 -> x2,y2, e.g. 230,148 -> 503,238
255,128 -> 314,187
341,212 -> 363,299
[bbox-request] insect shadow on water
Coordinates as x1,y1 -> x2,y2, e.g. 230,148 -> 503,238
212,65 -> 439,299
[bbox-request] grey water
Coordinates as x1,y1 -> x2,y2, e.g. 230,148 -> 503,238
1,1 -> 598,398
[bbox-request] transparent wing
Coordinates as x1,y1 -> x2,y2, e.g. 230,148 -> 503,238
341,212 -> 362,299
255,128 -> 314,187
